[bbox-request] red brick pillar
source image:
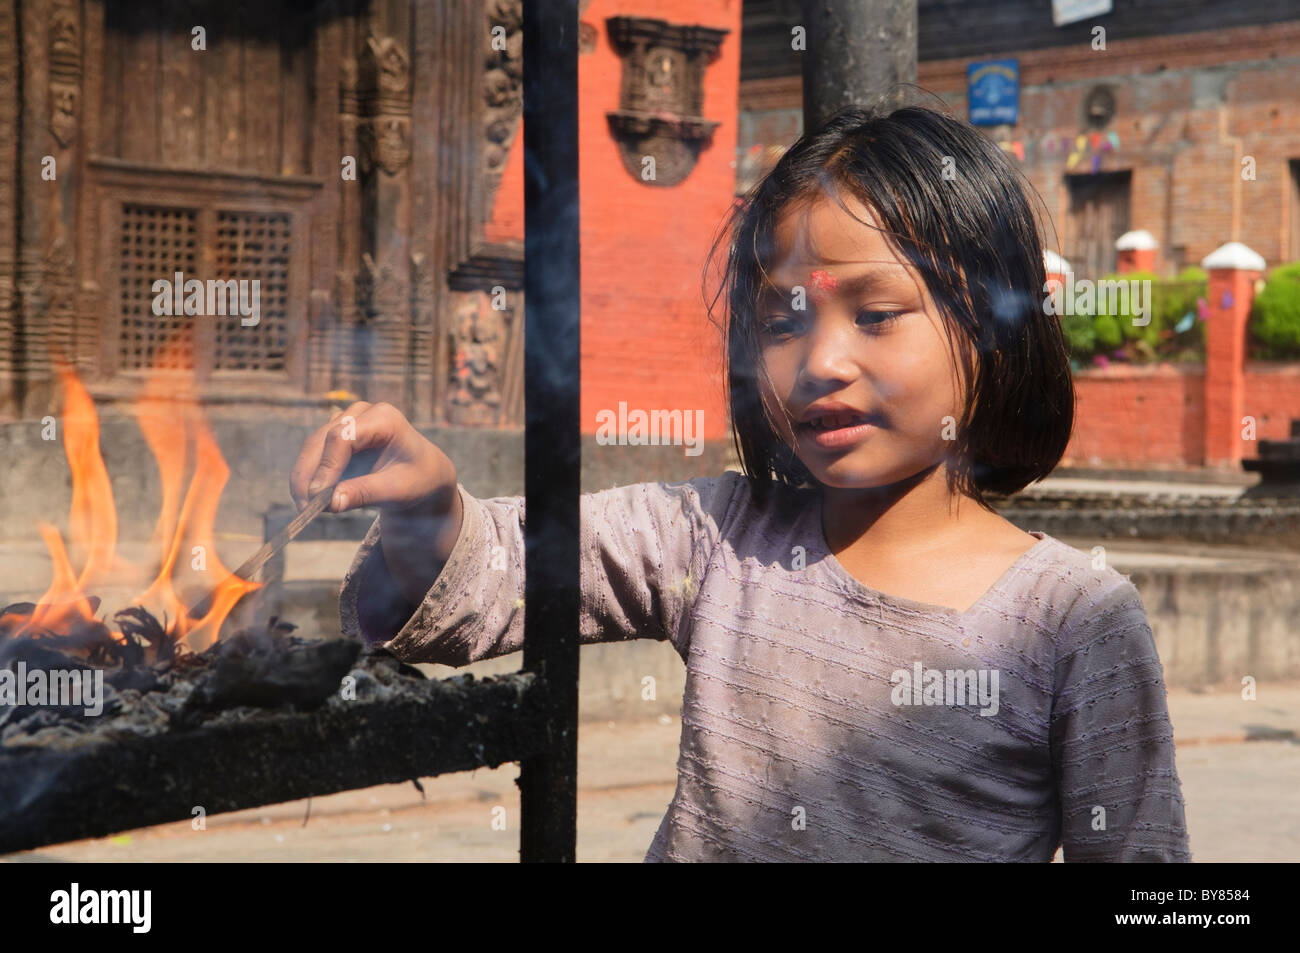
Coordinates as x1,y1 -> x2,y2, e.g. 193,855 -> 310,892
1116,230 -> 1158,274
1202,242 -> 1265,469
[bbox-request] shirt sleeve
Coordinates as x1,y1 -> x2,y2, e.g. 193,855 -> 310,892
338,472 -> 742,666
1050,578 -> 1192,862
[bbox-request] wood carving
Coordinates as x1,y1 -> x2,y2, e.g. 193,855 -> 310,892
447,291 -> 506,426
358,35 -> 410,176
49,2 -> 79,148
484,0 -> 523,202
357,253 -> 402,322
410,251 -> 435,422
605,16 -> 728,187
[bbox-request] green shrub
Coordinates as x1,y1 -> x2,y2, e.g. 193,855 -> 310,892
1062,311 -> 1096,357
1095,270 -> 1160,348
1094,312 -> 1123,350
1154,267 -> 1207,355
1058,268 -> 1208,366
1250,262 -> 1300,359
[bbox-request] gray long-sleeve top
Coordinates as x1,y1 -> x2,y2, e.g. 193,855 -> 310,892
339,469 -> 1192,862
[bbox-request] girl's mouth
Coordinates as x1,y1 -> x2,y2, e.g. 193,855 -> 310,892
796,413 -> 879,449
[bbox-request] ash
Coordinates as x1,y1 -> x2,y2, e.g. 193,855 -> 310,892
0,604 -> 428,752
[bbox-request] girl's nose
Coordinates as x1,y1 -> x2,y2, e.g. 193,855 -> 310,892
798,314 -> 860,389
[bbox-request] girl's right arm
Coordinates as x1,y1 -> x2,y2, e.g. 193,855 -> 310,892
290,401 -> 463,610
291,401 -> 741,666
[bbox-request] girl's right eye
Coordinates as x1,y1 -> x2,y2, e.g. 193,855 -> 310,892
759,315 -> 798,338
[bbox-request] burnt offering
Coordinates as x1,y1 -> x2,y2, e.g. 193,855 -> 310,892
0,364 -> 549,856
0,609 -> 358,743
0,606 -> 547,855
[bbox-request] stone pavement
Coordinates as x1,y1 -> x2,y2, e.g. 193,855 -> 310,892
4,683 -> 1297,863
1026,476 -> 1248,499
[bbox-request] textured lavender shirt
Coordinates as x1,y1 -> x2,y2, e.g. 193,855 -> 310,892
339,469 -> 1191,862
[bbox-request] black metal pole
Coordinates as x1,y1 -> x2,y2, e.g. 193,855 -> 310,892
518,0 -> 581,863
800,0 -> 918,133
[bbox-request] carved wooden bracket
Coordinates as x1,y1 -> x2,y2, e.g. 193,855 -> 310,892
49,2 -> 80,148
356,34 -> 411,176
605,16 -> 728,187
484,0 -> 523,205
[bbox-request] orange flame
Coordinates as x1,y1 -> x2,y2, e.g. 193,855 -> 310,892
11,361 -> 259,653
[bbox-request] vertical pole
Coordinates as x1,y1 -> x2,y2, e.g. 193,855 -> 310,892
799,0 -> 918,133
519,0 -> 580,863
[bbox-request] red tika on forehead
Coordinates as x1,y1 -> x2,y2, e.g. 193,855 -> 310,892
808,269 -> 839,299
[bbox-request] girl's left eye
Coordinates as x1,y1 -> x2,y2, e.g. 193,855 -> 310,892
856,310 -> 904,329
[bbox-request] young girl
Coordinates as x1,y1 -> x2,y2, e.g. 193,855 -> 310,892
292,105 -> 1191,863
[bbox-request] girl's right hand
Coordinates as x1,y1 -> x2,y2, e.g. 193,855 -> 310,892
290,401 -> 458,518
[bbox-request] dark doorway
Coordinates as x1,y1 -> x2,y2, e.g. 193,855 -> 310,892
1065,170 -> 1132,279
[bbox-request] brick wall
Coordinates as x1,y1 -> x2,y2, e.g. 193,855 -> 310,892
1065,365 -> 1205,467
1242,363 -> 1300,456
1066,363 -> 1300,468
738,17 -> 1300,471
740,20 -> 1300,274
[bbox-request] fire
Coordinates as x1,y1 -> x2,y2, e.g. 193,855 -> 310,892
6,362 -> 260,654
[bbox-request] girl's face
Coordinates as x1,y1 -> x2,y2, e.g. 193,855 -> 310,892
756,193 -> 969,492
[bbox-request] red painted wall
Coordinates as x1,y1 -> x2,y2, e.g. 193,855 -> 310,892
578,0 -> 740,441
486,0 -> 742,442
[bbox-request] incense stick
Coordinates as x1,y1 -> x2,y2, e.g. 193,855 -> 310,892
186,485 -> 336,621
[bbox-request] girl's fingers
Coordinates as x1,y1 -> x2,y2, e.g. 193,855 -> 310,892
289,425 -> 331,509
330,462 -> 418,513
306,402 -> 398,500
292,402 -> 373,508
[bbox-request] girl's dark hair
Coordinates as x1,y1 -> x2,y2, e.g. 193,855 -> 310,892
706,104 -> 1075,507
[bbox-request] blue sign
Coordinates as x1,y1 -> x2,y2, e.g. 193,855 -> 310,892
968,59 -> 1019,126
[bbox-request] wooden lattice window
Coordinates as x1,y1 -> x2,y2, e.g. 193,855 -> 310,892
97,161 -> 315,390
117,204 -> 199,371
213,211 -> 292,373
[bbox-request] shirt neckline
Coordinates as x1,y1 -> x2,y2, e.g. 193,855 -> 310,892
804,494 -> 1053,619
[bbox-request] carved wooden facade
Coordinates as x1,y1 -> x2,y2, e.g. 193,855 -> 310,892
0,0 -> 524,427
606,16 -> 727,187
